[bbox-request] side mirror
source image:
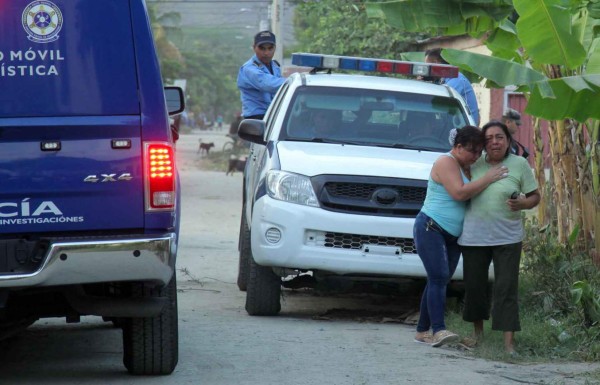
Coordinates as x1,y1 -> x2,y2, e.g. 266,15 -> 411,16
238,119 -> 266,145
164,86 -> 185,116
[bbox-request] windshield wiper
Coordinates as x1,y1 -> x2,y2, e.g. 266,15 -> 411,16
307,137 -> 367,146
377,143 -> 422,150
378,143 -> 443,152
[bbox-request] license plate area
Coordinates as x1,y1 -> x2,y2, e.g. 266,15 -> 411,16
360,244 -> 402,258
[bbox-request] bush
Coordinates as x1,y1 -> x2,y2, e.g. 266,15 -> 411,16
522,217 -> 600,325
448,217 -> 600,362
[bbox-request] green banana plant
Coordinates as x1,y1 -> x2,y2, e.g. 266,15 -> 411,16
367,0 -> 600,120
571,280 -> 600,325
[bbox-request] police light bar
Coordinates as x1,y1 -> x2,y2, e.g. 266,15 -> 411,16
291,53 -> 458,79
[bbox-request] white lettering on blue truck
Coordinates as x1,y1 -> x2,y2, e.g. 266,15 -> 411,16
0,199 -> 84,225
0,49 -> 64,77
0,199 -> 62,217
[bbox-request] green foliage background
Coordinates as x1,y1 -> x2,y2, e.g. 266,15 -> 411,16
149,5 -> 249,124
291,0 -> 428,59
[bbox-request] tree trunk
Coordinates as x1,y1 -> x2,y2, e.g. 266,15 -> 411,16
548,119 -> 581,244
592,120 -> 600,265
577,120 -> 599,262
547,117 -> 598,258
533,117 -> 548,225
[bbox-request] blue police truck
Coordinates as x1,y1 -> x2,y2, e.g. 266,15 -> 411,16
0,0 -> 184,375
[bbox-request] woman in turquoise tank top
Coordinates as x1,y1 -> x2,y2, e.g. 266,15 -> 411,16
413,126 -> 508,347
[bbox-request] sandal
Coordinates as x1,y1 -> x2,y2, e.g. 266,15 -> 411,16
414,330 -> 433,344
461,336 -> 478,348
431,330 -> 459,347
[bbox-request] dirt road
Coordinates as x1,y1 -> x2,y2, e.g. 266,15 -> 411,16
0,131 -> 597,385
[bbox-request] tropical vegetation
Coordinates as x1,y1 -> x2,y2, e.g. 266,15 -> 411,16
291,0 -> 428,59
148,5 -> 243,126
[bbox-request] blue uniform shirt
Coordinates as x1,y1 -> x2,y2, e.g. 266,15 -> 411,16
444,72 -> 480,125
237,55 -> 285,118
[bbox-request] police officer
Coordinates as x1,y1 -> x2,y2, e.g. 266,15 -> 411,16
237,31 -> 285,120
424,48 -> 480,125
501,108 -> 530,159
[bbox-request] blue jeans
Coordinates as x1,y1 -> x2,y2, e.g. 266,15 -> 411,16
413,212 -> 461,334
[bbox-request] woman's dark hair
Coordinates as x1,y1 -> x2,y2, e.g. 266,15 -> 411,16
481,120 -> 512,159
452,125 -> 484,150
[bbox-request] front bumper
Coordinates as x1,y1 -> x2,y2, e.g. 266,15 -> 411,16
251,196 -> 466,279
0,234 -> 176,288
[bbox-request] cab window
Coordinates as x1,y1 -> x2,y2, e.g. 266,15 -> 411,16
281,86 -> 467,151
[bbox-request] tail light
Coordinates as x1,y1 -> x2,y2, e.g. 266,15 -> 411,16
144,142 -> 176,211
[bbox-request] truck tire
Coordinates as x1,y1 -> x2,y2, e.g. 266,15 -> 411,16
237,214 -> 251,291
245,257 -> 281,316
122,277 -> 178,375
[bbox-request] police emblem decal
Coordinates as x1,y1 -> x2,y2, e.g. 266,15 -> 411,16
22,1 -> 63,43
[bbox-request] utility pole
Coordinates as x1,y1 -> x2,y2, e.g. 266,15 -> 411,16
271,0 -> 284,64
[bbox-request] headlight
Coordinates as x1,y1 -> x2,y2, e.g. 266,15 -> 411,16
266,170 -> 319,207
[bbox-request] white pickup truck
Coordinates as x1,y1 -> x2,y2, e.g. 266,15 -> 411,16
237,53 -> 476,315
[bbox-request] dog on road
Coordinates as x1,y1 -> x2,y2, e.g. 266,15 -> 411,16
226,155 -> 247,175
198,141 -> 215,155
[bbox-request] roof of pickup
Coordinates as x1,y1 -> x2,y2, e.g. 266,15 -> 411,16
293,72 -> 457,98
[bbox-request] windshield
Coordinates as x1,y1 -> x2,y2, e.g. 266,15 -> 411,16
280,86 -> 469,152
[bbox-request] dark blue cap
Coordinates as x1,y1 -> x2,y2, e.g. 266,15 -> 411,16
254,31 -> 276,46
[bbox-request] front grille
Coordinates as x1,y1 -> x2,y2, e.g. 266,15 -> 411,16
321,231 -> 416,254
326,183 -> 425,203
311,175 -> 427,217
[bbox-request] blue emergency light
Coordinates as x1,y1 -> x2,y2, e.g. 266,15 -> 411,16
291,53 -> 458,79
